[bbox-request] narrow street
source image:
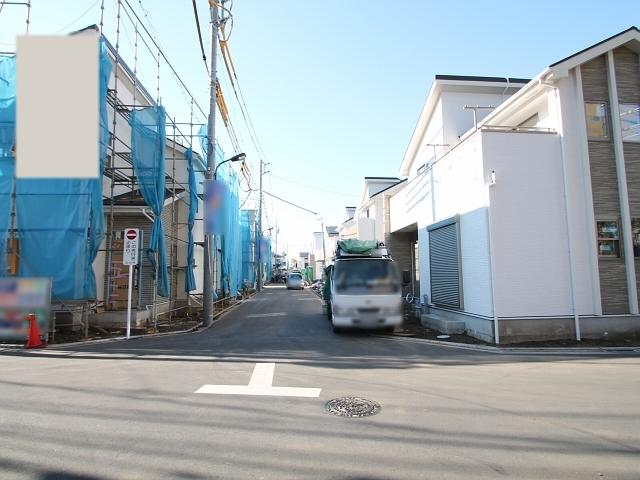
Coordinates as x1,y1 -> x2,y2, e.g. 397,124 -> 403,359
1,286 -> 639,480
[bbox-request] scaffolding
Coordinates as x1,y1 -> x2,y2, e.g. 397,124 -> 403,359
0,0 -> 256,335
99,0 -> 213,329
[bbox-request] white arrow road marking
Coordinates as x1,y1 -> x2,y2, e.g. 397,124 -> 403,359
195,363 -> 321,397
246,312 -> 287,318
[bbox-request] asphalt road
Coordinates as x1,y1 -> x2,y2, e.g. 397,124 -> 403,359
1,285 -> 640,480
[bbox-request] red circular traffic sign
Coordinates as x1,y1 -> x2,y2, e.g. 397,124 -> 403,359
126,229 -> 137,240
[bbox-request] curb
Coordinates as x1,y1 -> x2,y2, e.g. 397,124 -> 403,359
375,334 -> 640,355
38,296 -> 251,349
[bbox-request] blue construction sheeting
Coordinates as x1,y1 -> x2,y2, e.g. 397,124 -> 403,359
130,106 -> 170,298
87,41 -> 113,298
16,179 -> 92,299
241,210 -> 256,288
217,163 -> 243,296
199,124 -> 248,297
185,147 -> 197,293
264,238 -> 273,281
0,45 -> 112,300
0,55 -> 16,277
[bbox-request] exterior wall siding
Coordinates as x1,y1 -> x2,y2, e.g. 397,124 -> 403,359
614,47 -> 640,308
582,54 -> 629,314
484,131 -> 573,317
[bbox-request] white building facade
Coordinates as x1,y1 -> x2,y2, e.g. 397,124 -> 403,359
389,27 -> 640,343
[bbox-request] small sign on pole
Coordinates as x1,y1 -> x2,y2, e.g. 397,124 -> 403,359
123,229 -> 139,338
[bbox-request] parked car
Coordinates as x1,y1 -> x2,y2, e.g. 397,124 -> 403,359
286,272 -> 305,290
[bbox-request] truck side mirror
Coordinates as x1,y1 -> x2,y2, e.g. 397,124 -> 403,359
402,270 -> 411,286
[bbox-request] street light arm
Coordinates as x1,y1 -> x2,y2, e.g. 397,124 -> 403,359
213,152 -> 246,179
213,158 -> 232,179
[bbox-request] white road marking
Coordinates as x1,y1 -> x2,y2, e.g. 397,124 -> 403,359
249,362 -> 275,387
246,312 -> 287,318
195,362 -> 321,397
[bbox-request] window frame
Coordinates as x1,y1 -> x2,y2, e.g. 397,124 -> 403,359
584,101 -> 610,141
619,103 -> 640,143
632,218 -> 640,258
596,219 -> 620,258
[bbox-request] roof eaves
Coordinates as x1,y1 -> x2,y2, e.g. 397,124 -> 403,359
548,26 -> 640,78
370,178 -> 407,199
550,26 -> 639,68
434,74 -> 531,83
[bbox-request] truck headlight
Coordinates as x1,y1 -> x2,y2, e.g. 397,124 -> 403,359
333,305 -> 352,315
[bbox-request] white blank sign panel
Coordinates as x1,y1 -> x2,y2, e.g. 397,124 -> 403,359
16,34 -> 100,178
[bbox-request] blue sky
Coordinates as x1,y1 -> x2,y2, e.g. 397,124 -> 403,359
1,0 -> 638,257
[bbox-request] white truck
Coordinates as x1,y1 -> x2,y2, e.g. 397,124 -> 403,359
324,240 -> 409,333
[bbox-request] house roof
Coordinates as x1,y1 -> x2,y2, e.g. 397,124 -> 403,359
399,27 -> 640,177
103,188 -> 184,206
435,75 -> 530,84
550,26 -> 639,68
369,178 -> 407,199
364,176 -> 402,180
480,26 -> 640,128
399,75 -> 527,176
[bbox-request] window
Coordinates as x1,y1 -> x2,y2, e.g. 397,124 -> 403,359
597,220 -> 620,257
632,219 -> 640,257
585,102 -> 609,140
620,103 -> 640,143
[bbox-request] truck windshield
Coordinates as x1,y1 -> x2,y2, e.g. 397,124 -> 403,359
334,259 -> 400,294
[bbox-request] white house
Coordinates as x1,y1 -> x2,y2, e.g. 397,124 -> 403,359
389,27 -> 640,343
337,177 -> 420,296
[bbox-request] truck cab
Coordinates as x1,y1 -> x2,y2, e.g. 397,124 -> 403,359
325,240 -> 403,333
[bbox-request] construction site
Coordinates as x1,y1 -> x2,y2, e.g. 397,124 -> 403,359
0,0 -> 272,340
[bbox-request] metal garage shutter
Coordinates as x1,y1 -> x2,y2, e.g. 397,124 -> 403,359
429,222 -> 461,308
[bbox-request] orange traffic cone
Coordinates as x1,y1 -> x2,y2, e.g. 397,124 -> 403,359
24,313 -> 46,349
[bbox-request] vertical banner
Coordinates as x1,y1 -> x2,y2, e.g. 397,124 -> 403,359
204,179 -> 227,235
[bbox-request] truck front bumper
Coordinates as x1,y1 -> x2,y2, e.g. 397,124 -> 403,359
332,314 -> 403,329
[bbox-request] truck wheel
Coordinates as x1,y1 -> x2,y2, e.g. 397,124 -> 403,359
332,325 -> 342,334
326,302 -> 333,321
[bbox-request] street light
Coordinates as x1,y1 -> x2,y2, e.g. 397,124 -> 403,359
213,152 -> 246,179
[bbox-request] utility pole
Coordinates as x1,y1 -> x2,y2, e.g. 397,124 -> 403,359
203,0 -> 219,326
321,218 -> 326,269
275,221 -> 279,275
257,157 -> 264,291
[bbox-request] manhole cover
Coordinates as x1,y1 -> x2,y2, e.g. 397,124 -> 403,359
326,397 -> 381,417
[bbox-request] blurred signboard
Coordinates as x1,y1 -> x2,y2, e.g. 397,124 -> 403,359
0,277 -> 51,341
204,179 -> 227,235
16,35 -> 99,178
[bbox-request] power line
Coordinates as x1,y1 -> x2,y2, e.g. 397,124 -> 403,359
270,173 -> 357,198
54,0 -> 101,33
120,0 -> 208,118
190,0 -> 209,76
263,190 -> 317,216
